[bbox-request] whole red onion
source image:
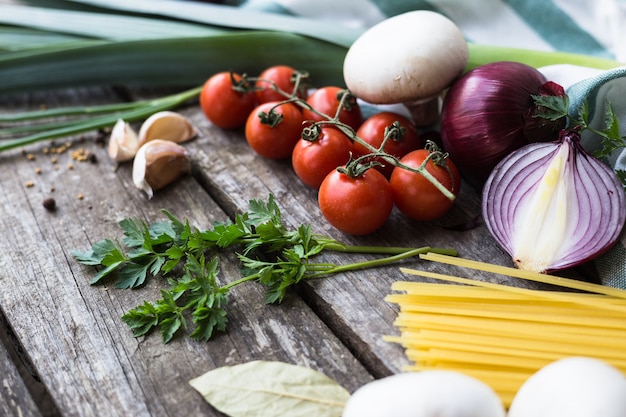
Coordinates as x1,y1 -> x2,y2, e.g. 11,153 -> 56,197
440,61 -> 566,182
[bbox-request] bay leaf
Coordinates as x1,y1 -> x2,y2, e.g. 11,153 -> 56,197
189,360 -> 350,417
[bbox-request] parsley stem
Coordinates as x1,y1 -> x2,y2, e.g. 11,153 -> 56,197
305,247 -> 454,279
322,242 -> 457,256
221,274 -> 258,290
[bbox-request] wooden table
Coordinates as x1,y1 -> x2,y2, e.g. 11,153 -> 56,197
0,81 -> 557,416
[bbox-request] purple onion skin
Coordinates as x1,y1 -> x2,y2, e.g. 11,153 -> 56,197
482,128 -> 626,273
440,61 -> 566,183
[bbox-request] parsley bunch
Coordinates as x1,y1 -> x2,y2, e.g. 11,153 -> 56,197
73,195 -> 456,343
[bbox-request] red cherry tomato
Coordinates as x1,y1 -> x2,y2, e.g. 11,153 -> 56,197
245,101 -> 304,159
354,111 -> 422,178
200,72 -> 257,129
318,167 -> 393,235
292,126 -> 354,189
302,86 -> 362,131
255,65 -> 307,104
390,149 -> 461,221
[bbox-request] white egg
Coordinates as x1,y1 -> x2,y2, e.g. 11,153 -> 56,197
508,357 -> 626,417
342,370 -> 506,417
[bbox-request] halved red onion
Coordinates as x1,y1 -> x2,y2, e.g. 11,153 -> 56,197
482,128 -> 626,273
440,61 -> 566,182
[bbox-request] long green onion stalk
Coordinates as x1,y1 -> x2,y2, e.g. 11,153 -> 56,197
1,0 -> 624,153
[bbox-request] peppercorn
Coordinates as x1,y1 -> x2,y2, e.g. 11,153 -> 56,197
43,197 -> 56,211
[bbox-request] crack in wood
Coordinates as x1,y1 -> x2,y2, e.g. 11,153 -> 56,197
0,307 -> 62,417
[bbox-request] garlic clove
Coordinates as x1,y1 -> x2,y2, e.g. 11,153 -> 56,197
108,118 -> 140,162
138,111 -> 196,146
132,139 -> 191,199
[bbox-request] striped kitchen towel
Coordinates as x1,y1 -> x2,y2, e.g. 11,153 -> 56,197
234,0 -> 626,62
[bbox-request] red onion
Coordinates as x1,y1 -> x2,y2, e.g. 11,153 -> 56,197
440,61 -> 566,182
482,127 -> 626,273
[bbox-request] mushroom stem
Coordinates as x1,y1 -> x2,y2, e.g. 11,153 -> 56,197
404,97 -> 440,127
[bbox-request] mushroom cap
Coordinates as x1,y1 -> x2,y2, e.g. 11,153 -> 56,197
343,11 -> 469,104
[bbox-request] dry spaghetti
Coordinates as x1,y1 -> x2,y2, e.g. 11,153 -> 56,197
385,253 -> 626,407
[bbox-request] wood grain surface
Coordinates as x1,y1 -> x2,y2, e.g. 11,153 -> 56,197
0,83 -> 532,416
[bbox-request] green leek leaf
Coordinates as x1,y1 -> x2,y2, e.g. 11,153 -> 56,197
0,26 -> 85,51
62,0 -> 365,48
1,4 -> 225,41
0,31 -> 348,93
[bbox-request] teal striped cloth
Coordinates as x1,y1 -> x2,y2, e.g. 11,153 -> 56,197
233,0 -> 626,61
234,0 -> 626,288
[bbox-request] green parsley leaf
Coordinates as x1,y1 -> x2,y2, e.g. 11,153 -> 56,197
531,93 -> 569,121
121,301 -> 159,337
71,238 -> 123,266
120,218 -> 148,248
116,261 -> 151,289
74,194 -> 448,343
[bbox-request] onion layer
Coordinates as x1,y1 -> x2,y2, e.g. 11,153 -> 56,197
440,61 -> 566,182
482,128 -> 626,273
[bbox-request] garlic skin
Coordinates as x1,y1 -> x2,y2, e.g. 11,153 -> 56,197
138,111 -> 196,146
132,139 -> 191,198
108,118 -> 140,162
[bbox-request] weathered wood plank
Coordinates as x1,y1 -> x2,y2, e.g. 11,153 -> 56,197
0,89 -> 374,417
0,320 -> 44,417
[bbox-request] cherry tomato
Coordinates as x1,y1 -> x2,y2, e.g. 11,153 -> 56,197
318,167 -> 393,235
302,86 -> 362,131
292,126 -> 354,189
255,65 -> 307,104
200,72 -> 257,129
245,101 -> 304,159
390,149 -> 461,221
354,111 -> 422,178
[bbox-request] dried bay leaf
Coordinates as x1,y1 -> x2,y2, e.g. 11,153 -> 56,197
189,360 -> 350,417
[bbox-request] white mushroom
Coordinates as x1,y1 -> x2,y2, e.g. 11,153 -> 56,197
508,357 -> 626,417
342,371 -> 505,417
343,11 -> 468,126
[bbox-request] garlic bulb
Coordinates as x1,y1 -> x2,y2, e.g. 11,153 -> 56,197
108,118 -> 140,162
132,139 -> 191,198
138,111 -> 196,146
